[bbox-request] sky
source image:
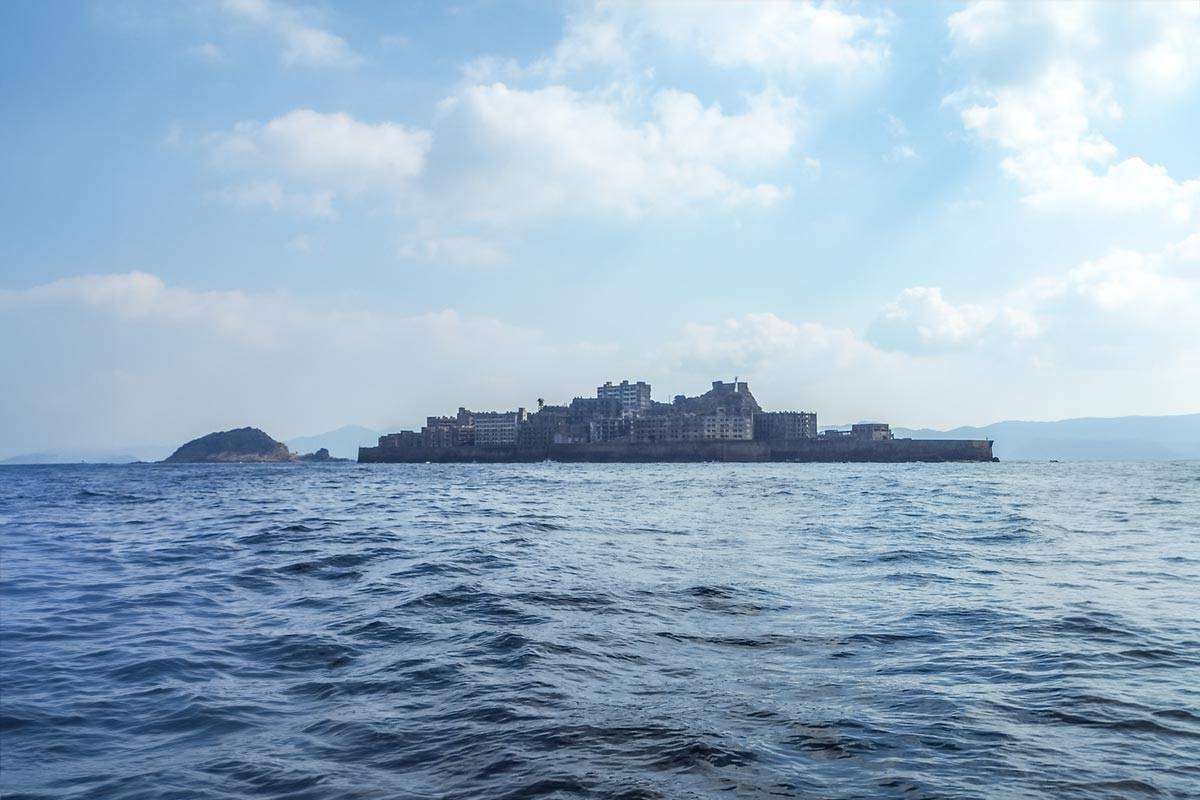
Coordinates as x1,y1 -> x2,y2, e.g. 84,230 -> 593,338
1,0 -> 1198,456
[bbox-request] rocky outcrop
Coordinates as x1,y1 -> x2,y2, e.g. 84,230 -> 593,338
296,447 -> 349,463
162,427 -> 294,463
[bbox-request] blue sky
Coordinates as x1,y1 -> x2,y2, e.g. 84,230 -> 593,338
1,0 -> 1198,455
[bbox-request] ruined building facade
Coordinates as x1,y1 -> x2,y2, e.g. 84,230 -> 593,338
372,378 -> 836,452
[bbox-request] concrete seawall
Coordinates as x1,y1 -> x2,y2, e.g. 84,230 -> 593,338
358,438 -> 994,463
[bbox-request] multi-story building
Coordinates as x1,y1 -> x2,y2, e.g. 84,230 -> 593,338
519,405 -> 570,448
422,408 -> 476,448
631,415 -> 673,442
755,411 -> 818,441
567,396 -> 624,442
852,423 -> 893,441
423,419 -> 457,448
597,380 -> 652,414
418,408 -> 473,447
625,381 -> 764,442
474,409 -> 528,446
702,408 -> 754,440
379,431 -> 422,449
589,416 -> 631,442
570,396 -> 623,419
629,410 -> 753,441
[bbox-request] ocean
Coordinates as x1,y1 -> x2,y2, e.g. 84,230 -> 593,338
1,462 -> 1197,799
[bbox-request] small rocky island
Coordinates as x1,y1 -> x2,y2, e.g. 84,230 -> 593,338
162,427 -> 348,463
297,447 -> 341,462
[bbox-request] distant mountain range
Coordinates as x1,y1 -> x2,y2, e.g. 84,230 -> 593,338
285,425 -> 381,460
3,415 -> 1197,464
893,414 -> 1200,461
0,445 -> 174,465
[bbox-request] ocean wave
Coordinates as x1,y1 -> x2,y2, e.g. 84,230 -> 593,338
2,460 -> 1198,799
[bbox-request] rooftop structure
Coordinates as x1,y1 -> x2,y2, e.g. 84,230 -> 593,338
710,379 -> 750,396
852,423 -> 894,441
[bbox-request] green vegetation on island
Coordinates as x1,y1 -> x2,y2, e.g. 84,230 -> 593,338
161,428 -> 348,463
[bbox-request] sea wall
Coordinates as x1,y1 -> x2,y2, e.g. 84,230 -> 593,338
358,438 -> 994,463
769,438 -> 994,463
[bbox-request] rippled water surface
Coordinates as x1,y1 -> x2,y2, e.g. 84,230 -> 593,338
1,462 -> 1198,799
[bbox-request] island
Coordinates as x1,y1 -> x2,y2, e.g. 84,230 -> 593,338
162,428 -> 349,463
297,447 -> 346,462
359,378 -> 997,463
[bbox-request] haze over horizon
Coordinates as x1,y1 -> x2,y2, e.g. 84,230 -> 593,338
2,1 -> 1198,457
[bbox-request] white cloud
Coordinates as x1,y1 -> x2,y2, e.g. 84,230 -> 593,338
870,234 -> 1200,356
0,270 -> 570,355
205,87 -> 799,227
537,9 -> 632,76
654,89 -> 799,167
949,1 -> 1200,93
397,236 -> 508,267
379,33 -> 409,50
200,83 -> 805,243
944,197 -> 983,214
1068,251 -> 1196,314
218,0 -> 360,68
0,271 -> 632,448
667,312 -> 976,425
665,234 -> 1200,422
1031,238 -> 1200,320
208,110 -> 430,214
213,109 -> 430,186
957,63 -> 1121,156
286,234 -> 314,253
946,3 -> 1200,223
0,271 -> 304,346
880,110 -> 914,161
675,312 -> 876,372
217,180 -> 336,218
1170,232 -> 1200,262
953,62 -> 1199,220
869,287 -> 1040,352
551,2 -> 891,76
185,41 -> 226,63
431,83 -> 800,222
948,1 -> 1100,62
881,110 -> 908,138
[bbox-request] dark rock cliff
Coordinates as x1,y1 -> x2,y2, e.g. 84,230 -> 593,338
297,447 -> 349,462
